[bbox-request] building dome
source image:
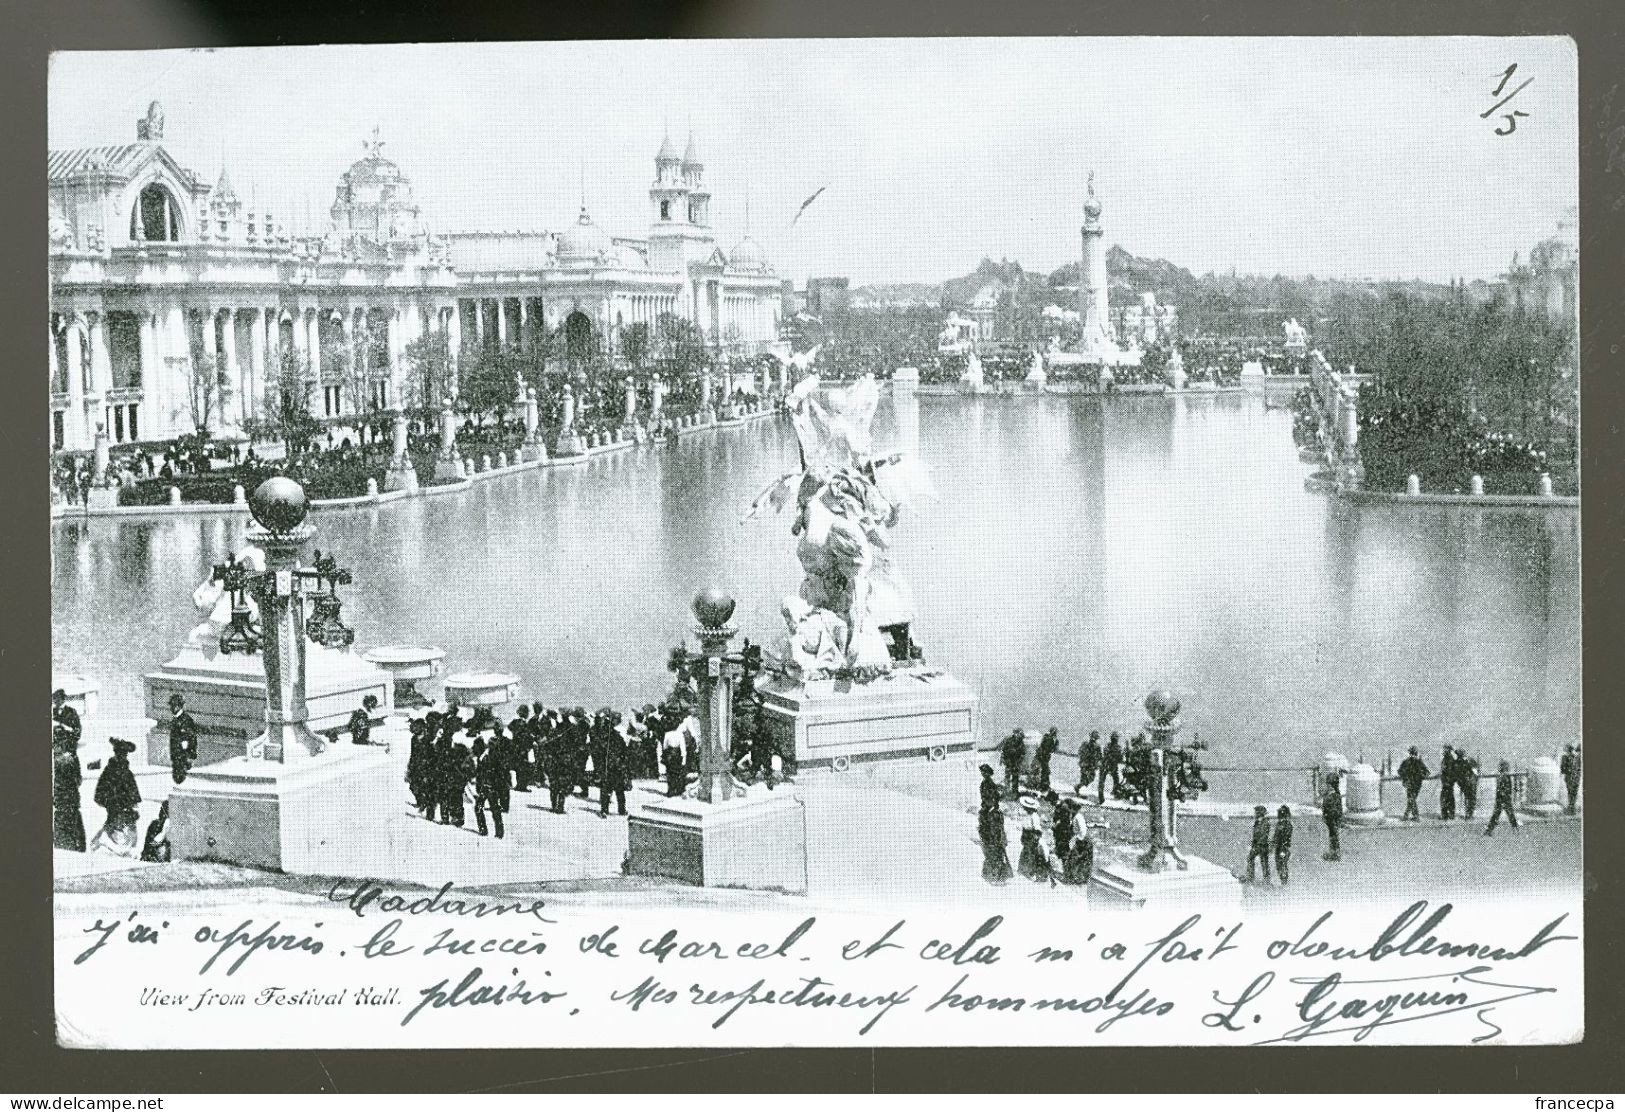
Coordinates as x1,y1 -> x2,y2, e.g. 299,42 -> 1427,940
612,243 -> 648,270
557,205 -> 612,265
729,235 -> 768,272
330,132 -> 421,241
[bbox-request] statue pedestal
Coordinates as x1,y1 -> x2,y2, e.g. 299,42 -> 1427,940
87,487 -> 119,510
759,668 -> 978,772
554,430 -> 587,460
362,645 -> 445,710
382,458 -> 418,493
142,644 -> 391,768
432,455 -> 464,482
168,744 -> 394,873
626,790 -> 807,892
1089,845 -> 1243,911
521,438 -> 548,463
444,671 -> 519,713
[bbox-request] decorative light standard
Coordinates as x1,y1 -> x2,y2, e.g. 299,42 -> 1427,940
690,588 -> 744,804
1136,689 -> 1207,873
240,476 -> 352,762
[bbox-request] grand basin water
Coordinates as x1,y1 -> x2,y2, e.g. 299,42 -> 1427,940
52,392 -> 1580,791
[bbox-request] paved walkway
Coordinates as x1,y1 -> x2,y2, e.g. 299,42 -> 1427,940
58,737 -> 1084,908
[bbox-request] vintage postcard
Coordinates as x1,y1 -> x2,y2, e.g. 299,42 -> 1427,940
49,37 -> 1580,1048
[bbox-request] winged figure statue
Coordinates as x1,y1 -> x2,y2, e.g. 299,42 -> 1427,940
746,374 -> 933,681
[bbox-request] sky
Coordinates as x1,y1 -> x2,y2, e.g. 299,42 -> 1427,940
48,38 -> 1577,286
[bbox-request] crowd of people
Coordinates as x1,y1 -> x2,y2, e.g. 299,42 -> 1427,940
995,726 -> 1207,809
1392,743 -> 1580,832
976,765 -> 1095,888
397,695 -> 794,836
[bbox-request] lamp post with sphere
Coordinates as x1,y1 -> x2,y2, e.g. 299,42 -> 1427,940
691,588 -> 743,804
1138,689 -> 1192,874
243,476 -> 327,762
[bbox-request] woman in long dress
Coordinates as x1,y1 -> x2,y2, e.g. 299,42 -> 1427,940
1062,828 -> 1095,887
90,738 -> 142,858
978,803 -> 1013,884
1016,799 -> 1053,883
52,730 -> 85,852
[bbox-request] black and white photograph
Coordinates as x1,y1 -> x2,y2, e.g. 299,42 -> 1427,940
47,36 -> 1582,1049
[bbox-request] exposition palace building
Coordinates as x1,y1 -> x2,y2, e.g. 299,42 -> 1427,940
48,102 -> 783,453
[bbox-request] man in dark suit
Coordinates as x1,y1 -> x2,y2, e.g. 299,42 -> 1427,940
595,712 -> 629,817
167,694 -> 199,785
1034,728 -> 1060,793
1398,747 -> 1429,821
1560,744 -> 1581,814
1438,745 -> 1457,819
507,705 -> 534,791
486,726 -> 514,816
543,725 -> 572,814
1321,773 -> 1344,861
999,729 -> 1026,798
471,740 -> 506,839
1457,749 -> 1481,820
1076,730 -> 1103,800
1484,760 -> 1520,835
1102,732 -> 1125,802
442,741 -> 473,827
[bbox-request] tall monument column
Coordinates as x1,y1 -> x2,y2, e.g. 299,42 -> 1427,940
1079,171 -> 1112,355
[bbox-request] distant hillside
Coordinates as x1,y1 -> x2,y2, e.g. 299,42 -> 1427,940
848,248 -> 1471,331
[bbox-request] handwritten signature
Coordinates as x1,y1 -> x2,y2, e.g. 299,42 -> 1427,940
1250,966 -> 1555,1044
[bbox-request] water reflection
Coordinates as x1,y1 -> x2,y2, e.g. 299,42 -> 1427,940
52,393 -> 1580,770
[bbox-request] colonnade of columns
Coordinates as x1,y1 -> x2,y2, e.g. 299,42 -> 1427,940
462,296 -> 544,351
49,297 -> 460,453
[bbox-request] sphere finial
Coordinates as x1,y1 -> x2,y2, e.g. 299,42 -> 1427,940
249,476 -> 308,534
692,588 -> 736,629
1144,689 -> 1181,726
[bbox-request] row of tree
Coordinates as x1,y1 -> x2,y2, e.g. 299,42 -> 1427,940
1326,292 -> 1577,492
183,311 -> 735,451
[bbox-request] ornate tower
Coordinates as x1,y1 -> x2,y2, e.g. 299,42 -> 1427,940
682,131 -> 710,228
1078,171 -> 1113,355
650,128 -> 690,229
649,129 -> 716,275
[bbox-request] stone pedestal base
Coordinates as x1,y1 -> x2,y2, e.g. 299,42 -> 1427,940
382,461 -> 419,493
168,744 -> 395,873
1344,807 -> 1385,826
143,644 -> 391,768
759,668 -> 978,771
521,439 -> 548,463
87,487 -> 119,510
362,645 -> 445,710
444,671 -> 519,712
1089,847 -> 1244,911
554,432 -> 587,459
626,791 -> 807,892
